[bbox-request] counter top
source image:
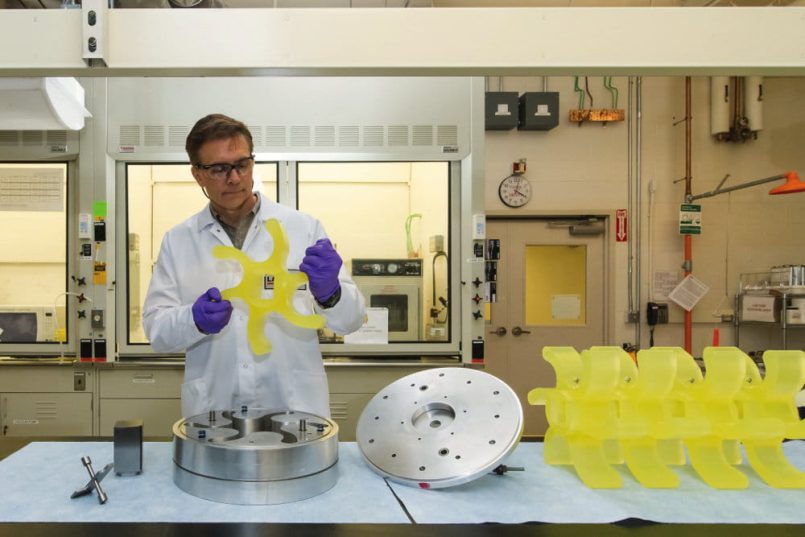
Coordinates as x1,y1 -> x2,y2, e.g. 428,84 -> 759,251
0,356 -> 79,366
4,521 -> 799,537
0,439 -> 805,537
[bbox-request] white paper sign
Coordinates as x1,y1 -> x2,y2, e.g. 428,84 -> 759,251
653,270 -> 680,300
551,295 -> 581,320
343,307 -> 389,344
0,168 -> 64,211
668,274 -> 710,312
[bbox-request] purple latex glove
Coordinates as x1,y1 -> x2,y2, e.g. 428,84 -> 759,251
192,287 -> 233,335
299,238 -> 342,303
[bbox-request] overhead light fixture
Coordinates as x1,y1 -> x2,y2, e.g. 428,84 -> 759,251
687,170 -> 804,202
0,78 -> 91,131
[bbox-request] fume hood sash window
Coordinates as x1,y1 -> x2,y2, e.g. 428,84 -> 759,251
0,163 -> 69,351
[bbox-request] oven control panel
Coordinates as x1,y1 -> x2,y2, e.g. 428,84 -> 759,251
351,258 -> 423,277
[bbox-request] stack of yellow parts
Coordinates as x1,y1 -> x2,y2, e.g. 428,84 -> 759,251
528,346 -> 805,489
213,218 -> 325,356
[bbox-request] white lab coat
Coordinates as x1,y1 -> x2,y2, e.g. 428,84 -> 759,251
143,193 -> 366,418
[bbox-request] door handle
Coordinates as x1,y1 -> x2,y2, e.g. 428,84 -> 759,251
490,327 -> 507,336
511,326 -> 531,336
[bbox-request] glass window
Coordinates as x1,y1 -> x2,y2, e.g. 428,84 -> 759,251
0,163 -> 68,345
297,162 -> 451,344
524,244 -> 587,326
125,162 -> 278,344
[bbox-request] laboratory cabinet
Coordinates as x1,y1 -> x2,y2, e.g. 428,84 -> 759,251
97,362 -> 449,440
0,365 -> 94,437
98,367 -> 183,438
0,361 -> 455,439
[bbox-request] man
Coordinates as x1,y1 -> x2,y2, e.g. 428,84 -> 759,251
143,113 -> 366,418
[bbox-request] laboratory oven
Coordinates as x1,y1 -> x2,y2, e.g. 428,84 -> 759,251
352,259 -> 422,342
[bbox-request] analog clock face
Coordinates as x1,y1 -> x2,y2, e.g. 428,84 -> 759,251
498,175 -> 532,208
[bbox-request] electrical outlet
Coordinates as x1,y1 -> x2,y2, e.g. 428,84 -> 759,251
74,371 -> 86,391
91,309 -> 104,329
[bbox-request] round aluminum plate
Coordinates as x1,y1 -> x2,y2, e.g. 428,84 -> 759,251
172,408 -> 338,504
356,367 -> 522,489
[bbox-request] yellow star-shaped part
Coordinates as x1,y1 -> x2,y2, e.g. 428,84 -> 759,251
212,218 -> 325,355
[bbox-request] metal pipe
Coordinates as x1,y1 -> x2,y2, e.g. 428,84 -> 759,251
635,77 -> 643,348
687,173 -> 789,202
432,251 -> 447,309
733,76 -> 743,134
627,77 -> 635,343
684,76 -> 693,354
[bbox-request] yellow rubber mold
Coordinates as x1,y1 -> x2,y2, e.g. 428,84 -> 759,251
530,346 -> 805,489
213,218 -> 325,356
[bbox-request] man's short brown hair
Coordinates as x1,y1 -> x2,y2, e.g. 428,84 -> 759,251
186,114 -> 254,164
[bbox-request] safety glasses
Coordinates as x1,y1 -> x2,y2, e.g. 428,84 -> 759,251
195,155 -> 255,181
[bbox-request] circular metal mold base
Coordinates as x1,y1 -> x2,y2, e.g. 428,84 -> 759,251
172,408 -> 338,504
356,368 -> 523,488
173,460 -> 338,505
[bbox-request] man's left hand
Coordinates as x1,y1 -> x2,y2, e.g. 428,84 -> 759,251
300,238 -> 342,304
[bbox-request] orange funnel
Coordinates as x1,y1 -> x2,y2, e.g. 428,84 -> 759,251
769,171 -> 805,195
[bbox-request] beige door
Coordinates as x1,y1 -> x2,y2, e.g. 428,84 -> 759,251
485,218 -> 607,437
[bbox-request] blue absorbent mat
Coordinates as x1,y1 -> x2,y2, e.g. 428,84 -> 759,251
0,441 -> 408,523
389,441 -> 805,524
0,441 -> 804,523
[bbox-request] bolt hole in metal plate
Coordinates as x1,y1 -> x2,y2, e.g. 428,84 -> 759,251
357,368 -> 523,489
172,409 -> 338,504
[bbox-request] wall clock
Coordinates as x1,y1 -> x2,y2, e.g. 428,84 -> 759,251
498,175 -> 532,208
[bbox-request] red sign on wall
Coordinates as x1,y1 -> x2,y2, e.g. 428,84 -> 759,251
615,209 -> 628,242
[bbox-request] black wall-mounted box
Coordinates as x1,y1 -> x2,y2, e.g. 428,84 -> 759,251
485,92 -> 519,131
518,92 -> 559,131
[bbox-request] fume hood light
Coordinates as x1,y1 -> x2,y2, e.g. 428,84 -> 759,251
0,78 -> 91,131
769,171 -> 805,195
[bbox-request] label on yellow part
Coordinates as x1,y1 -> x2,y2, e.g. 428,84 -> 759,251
93,262 -> 107,285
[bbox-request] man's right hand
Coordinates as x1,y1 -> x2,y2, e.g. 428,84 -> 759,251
192,287 -> 233,335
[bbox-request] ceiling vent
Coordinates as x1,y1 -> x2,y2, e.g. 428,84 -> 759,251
0,78 -> 91,131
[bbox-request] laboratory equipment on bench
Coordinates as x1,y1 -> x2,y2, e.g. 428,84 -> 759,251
352,258 -> 423,341
529,346 -> 805,490
356,367 -> 523,489
172,408 -> 338,505
71,456 -> 113,504
114,419 -> 143,476
0,305 -> 57,342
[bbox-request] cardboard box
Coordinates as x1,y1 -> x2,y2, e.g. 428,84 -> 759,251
741,295 -> 779,322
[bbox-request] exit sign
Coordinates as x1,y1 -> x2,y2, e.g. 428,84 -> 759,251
615,209 -> 627,242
